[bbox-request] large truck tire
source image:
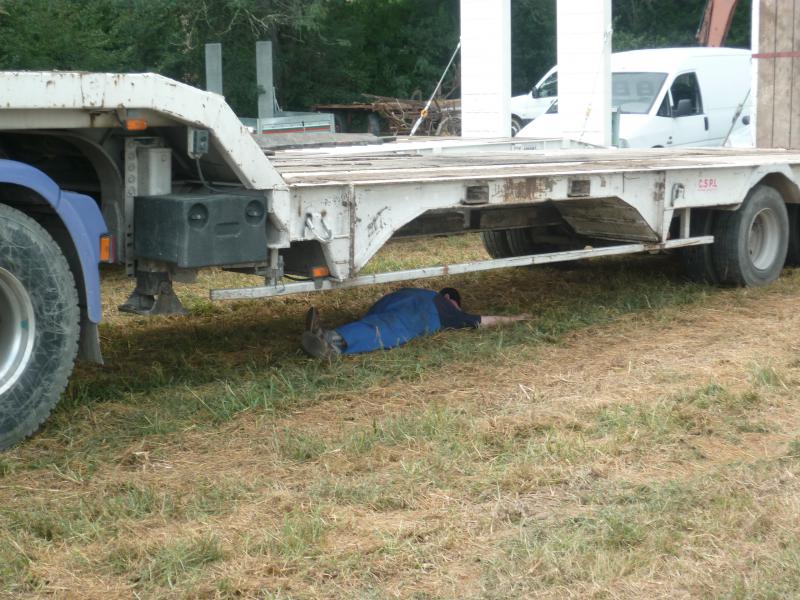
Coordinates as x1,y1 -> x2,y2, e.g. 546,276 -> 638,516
0,203 -> 80,450
785,204 -> 800,266
480,230 -> 514,258
681,209 -> 720,284
712,185 -> 789,286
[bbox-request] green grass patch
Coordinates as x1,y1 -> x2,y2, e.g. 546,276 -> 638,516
0,535 -> 38,592
309,477 -> 414,511
16,253 -> 721,473
720,540 -> 800,599
273,428 -> 329,462
1,479 -> 255,545
750,363 -> 785,388
1,482 -> 175,543
483,468 -> 765,594
586,382 -> 766,452
246,508 -> 328,561
342,406 -> 468,456
132,535 -> 225,588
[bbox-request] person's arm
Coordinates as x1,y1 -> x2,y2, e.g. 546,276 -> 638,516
478,314 -> 532,328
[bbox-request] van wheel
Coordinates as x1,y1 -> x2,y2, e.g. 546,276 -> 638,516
481,230 -> 513,258
712,185 -> 788,286
681,209 -> 719,284
511,116 -> 523,137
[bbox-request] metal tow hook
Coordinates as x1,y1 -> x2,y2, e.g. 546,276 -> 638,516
304,213 -> 333,242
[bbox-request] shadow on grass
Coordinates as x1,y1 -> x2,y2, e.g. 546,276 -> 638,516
23,254 -> 716,466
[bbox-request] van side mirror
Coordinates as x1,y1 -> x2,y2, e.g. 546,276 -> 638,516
531,86 -> 540,99
673,98 -> 694,117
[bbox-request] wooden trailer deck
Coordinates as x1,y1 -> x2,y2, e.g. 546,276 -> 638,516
265,145 -> 800,187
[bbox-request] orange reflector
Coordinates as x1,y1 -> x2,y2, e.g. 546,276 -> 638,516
311,266 -> 330,279
99,235 -> 114,263
125,118 -> 148,131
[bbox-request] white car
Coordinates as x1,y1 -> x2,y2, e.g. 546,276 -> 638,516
516,47 -> 753,148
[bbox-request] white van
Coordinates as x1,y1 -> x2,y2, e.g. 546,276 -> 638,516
509,65 -> 558,134
515,47 -> 753,147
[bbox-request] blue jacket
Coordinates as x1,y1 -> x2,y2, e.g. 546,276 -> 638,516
336,288 -> 441,354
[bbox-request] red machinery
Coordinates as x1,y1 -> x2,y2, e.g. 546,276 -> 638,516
697,0 -> 740,46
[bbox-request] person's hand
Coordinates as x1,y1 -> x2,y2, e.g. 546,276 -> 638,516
480,314 -> 533,327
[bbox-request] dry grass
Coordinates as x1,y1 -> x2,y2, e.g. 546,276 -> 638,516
2,234 -> 800,599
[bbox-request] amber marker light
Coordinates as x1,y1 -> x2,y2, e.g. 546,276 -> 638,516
124,118 -> 148,131
99,235 -> 115,263
310,266 -> 330,279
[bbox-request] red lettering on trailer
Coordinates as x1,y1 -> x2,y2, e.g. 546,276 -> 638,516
698,178 -> 718,191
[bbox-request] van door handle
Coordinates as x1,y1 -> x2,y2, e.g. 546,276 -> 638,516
704,116 -> 709,131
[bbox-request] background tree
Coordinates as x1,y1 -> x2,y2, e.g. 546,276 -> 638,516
0,0 -> 752,114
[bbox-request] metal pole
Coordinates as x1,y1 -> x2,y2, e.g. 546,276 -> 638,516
204,43 -> 223,95
256,41 -> 276,122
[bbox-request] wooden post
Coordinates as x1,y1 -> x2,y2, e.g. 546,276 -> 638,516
755,0 -> 800,148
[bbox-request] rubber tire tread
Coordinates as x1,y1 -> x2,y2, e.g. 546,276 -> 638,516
785,204 -> 800,266
505,228 -> 538,256
480,230 -> 514,258
711,185 -> 788,287
0,203 -> 79,450
511,116 -> 523,137
681,209 -> 719,284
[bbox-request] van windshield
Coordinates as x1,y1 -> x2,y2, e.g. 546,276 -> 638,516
612,72 -> 667,114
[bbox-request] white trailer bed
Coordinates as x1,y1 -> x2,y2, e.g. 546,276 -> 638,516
229,143 -> 800,299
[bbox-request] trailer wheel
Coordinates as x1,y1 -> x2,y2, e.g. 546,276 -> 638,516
506,228 -> 539,256
785,205 -> 800,266
712,185 -> 789,286
480,230 -> 514,258
681,209 -> 719,284
0,204 -> 79,449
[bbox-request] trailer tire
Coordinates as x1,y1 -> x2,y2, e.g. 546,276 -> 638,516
0,204 -> 80,450
785,204 -> 800,266
480,230 -> 514,258
712,185 -> 788,286
506,228 -> 539,256
681,209 -> 719,284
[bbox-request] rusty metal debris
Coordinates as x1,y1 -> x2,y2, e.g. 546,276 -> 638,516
312,94 -> 462,136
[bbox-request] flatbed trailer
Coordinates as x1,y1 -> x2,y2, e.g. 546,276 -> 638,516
215,144 -> 800,298
1,71 -> 799,449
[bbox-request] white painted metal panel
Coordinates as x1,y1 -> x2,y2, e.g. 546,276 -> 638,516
0,71 -> 285,190
460,0 -> 511,138
556,0 -> 612,146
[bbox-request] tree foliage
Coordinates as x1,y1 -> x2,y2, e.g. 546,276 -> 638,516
0,0 -> 752,113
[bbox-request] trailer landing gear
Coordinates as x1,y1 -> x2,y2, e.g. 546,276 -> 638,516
119,271 -> 187,316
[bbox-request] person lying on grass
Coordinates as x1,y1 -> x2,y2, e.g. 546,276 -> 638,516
301,286 -> 531,359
